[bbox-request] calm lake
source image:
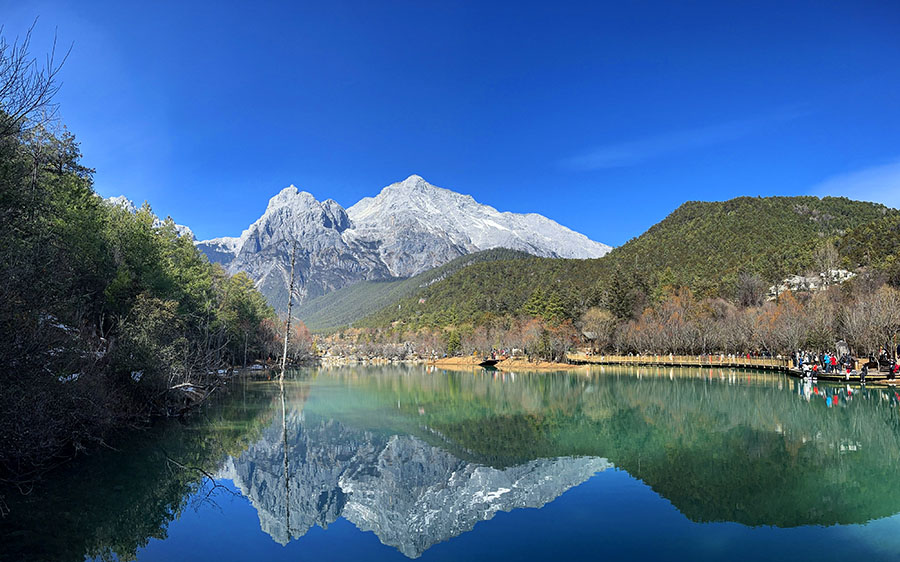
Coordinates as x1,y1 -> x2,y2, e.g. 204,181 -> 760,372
4,365 -> 900,561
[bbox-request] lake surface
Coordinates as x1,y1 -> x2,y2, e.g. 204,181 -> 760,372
4,364 -> 900,561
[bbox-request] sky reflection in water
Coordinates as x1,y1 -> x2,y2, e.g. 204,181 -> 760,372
6,364 -> 900,561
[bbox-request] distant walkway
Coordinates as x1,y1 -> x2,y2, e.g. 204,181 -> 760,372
567,353 -> 790,372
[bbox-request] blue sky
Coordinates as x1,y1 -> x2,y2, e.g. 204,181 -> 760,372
4,0 -> 899,245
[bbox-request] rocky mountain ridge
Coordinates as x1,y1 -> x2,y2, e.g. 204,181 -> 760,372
344,175 -> 611,277
194,175 -> 611,310
219,414 -> 611,558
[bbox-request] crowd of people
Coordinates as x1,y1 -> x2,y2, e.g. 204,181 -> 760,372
794,350 -> 854,373
793,345 -> 900,381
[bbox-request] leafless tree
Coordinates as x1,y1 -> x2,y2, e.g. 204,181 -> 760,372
773,293 -> 809,352
0,19 -> 71,137
813,241 -> 840,287
280,241 -> 297,378
580,307 -> 618,351
842,294 -> 879,357
872,287 -> 900,359
805,292 -> 837,350
736,272 -> 767,307
841,286 -> 900,358
462,325 -> 491,356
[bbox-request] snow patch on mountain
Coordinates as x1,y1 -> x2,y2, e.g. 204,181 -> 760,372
221,414 -> 612,557
105,195 -> 195,239
345,175 -> 611,277
196,186 -> 389,309
194,175 -> 612,309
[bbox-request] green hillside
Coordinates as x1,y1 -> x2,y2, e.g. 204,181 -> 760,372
838,213 -> 900,282
605,196 -> 895,293
354,196 -> 897,330
355,256 -> 605,329
295,248 -> 531,331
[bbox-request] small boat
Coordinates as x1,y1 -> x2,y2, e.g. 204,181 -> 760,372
479,359 -> 499,367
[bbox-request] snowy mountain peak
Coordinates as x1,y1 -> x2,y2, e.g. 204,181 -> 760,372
345,175 -> 611,277
265,185 -> 320,213
392,174 -> 430,191
105,195 -> 194,239
384,174 -> 459,196
195,175 -> 612,309
241,187 -> 351,249
352,176 -> 478,224
195,185 -> 370,304
107,195 -> 138,214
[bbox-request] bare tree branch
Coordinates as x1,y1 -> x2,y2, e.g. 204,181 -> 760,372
0,18 -> 72,137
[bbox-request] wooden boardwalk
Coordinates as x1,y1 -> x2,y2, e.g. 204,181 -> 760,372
567,353 -> 790,372
565,353 -> 900,386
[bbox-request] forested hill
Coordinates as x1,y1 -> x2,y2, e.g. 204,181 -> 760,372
354,196 -> 898,331
355,255 -> 606,330
605,196 -> 895,293
838,212 -> 900,282
295,248 -> 531,332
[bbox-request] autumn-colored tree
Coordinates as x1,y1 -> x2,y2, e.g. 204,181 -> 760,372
580,307 -> 618,352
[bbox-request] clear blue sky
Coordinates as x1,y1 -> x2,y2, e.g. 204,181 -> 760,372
4,0 -> 899,245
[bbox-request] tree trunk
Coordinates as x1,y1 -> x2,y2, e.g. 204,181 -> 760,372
281,377 -> 290,533
280,241 -> 297,380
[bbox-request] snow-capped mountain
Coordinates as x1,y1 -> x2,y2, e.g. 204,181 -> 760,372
196,186 -> 390,311
106,195 -> 195,239
196,175 -> 611,310
220,413 -> 610,558
346,175 -> 611,277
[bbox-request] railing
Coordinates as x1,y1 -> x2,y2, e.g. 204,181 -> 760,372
567,353 -> 791,370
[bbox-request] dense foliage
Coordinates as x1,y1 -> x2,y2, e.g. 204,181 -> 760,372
608,196 -> 895,295
295,248 -> 531,332
324,196 -> 900,361
356,257 -> 606,330
0,113 -> 276,480
839,213 -> 900,285
358,196 -> 898,332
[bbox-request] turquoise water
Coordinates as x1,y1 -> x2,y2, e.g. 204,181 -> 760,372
4,365 -> 900,561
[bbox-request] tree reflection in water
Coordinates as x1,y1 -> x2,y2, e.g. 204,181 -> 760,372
3,365 -> 900,561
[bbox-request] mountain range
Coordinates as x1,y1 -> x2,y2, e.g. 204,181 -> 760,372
110,183 -> 899,332
220,411 -> 610,558
193,175 -> 611,311
355,195 -> 899,331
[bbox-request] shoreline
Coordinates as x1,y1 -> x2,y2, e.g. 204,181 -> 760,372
427,356 -> 581,371
316,354 -> 581,371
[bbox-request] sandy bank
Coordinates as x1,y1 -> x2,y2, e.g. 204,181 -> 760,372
428,356 -> 483,367
495,358 -> 583,371
427,356 -> 582,371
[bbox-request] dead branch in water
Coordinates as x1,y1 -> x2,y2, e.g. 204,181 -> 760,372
160,448 -> 237,503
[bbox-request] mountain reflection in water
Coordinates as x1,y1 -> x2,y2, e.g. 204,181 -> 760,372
222,411 -> 610,557
4,364 -> 900,562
